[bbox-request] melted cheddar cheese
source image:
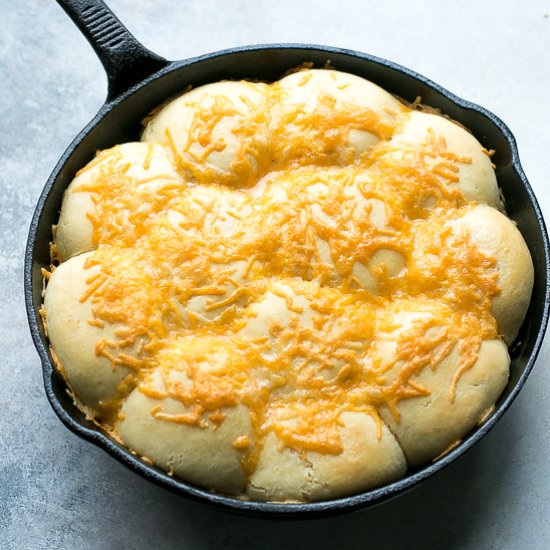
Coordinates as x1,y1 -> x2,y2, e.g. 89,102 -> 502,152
46,68 -> 530,499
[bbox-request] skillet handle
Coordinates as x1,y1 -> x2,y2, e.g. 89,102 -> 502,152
56,0 -> 168,102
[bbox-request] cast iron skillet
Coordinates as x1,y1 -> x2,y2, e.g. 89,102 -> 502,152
25,0 -> 550,518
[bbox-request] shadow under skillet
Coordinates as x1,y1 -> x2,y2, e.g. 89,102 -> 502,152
63,394 -> 521,550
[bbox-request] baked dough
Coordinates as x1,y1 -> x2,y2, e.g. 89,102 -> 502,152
371,298 -> 510,465
454,204 -> 534,344
383,111 -> 502,209
118,337 -> 254,495
55,142 -> 185,261
44,252 -> 138,413
44,68 -> 533,503
270,69 -> 404,166
248,415 -> 407,502
142,81 -> 269,187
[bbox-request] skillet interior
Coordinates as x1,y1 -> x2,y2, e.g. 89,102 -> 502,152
25,45 -> 550,518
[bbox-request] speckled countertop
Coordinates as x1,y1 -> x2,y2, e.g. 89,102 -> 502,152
2,1 -> 550,548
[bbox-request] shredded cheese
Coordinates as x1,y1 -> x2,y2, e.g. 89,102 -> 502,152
55,71 -> 502,475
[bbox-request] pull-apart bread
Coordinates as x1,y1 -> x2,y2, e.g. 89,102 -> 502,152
43,69 -> 533,502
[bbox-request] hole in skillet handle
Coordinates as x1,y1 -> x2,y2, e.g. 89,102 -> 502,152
56,0 -> 169,102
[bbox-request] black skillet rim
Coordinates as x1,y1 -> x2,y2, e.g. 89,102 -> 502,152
25,43 -> 550,519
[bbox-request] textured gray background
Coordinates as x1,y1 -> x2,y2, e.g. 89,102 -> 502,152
2,0 -> 550,548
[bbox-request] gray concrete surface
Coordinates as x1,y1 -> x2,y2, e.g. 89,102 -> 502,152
2,0 -> 550,548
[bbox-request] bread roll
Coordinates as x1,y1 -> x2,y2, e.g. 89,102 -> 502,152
454,204 -> 534,344
55,142 -> 184,261
271,69 -> 404,166
118,337 -> 254,495
409,204 -> 534,344
372,299 -> 509,465
248,413 -> 407,501
44,252 -> 139,415
383,111 -> 501,209
142,81 -> 269,188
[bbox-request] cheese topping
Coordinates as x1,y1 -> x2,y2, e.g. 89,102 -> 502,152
47,69 -> 525,495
